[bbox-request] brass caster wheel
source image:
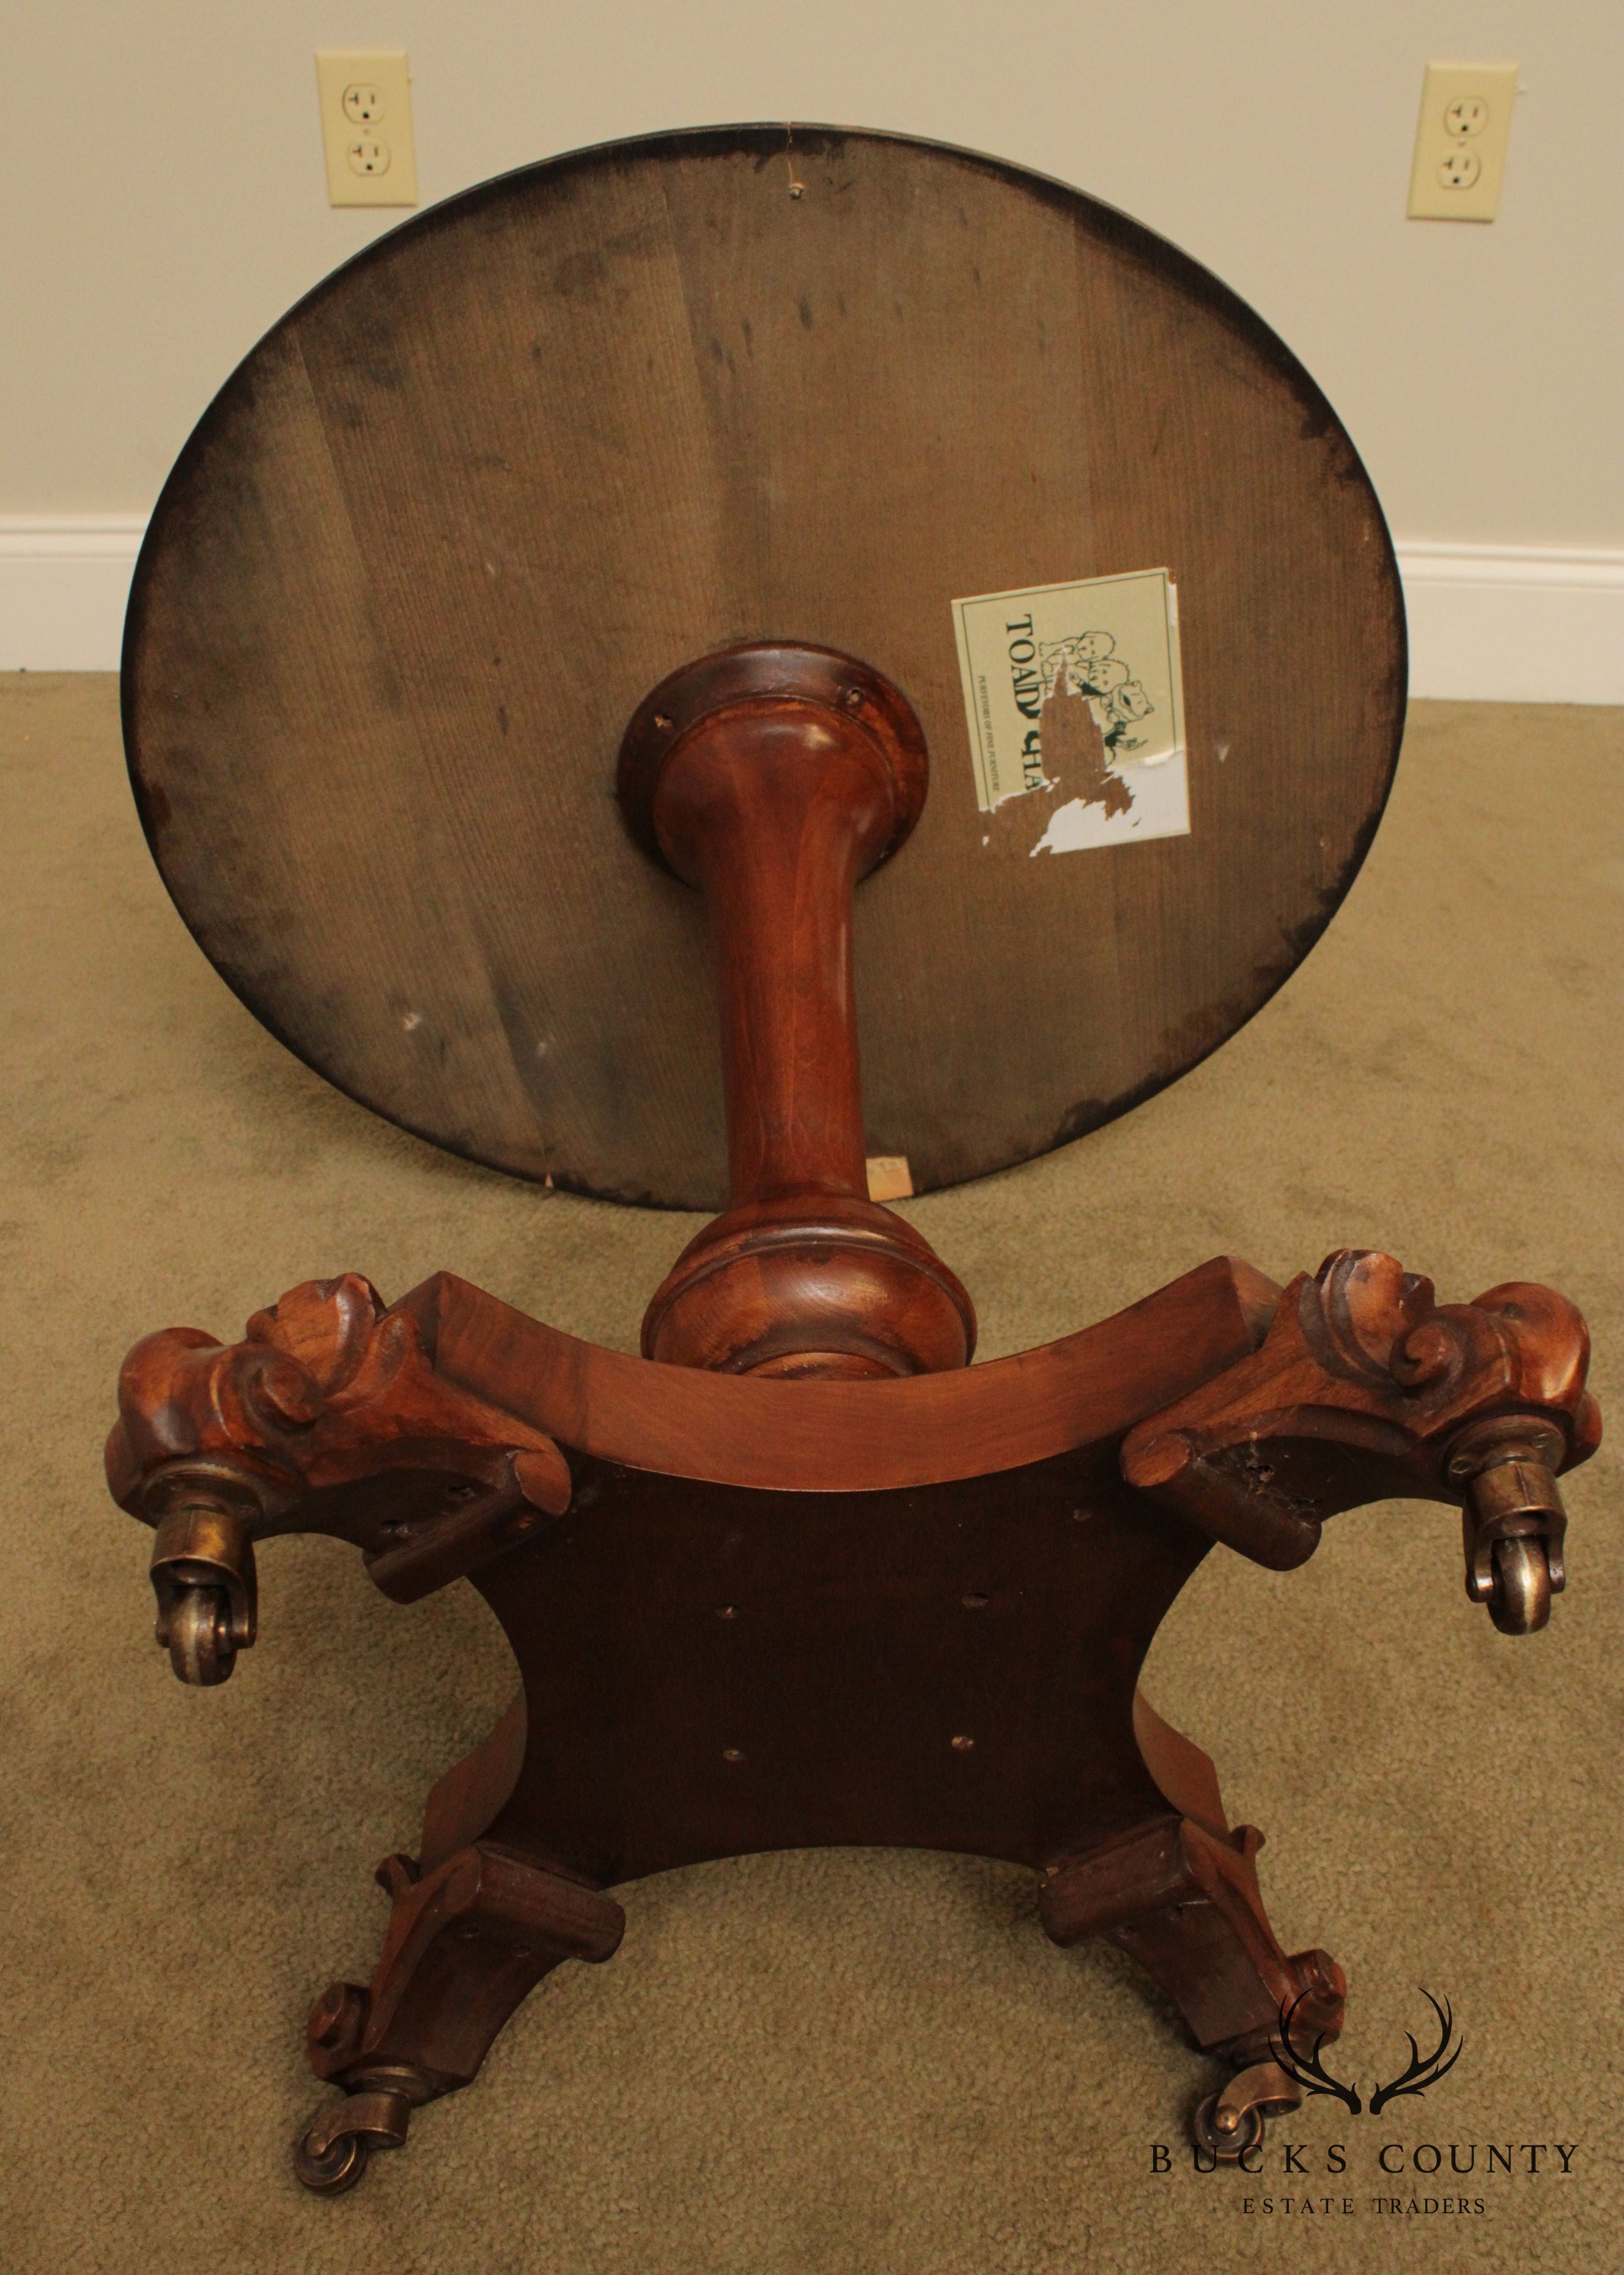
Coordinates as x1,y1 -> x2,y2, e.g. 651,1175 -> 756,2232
166,1586 -> 237,1685
1452,1418 -> 1567,1637
293,2125 -> 369,2195
1488,1536 -> 1551,1636
148,1485 -> 260,1685
1190,2057 -> 1299,2161
293,2087 -> 412,2195
1191,2090 -> 1264,2161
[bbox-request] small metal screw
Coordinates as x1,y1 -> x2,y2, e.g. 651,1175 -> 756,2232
843,686 -> 864,709
951,1734 -> 975,1752
653,711 -> 673,730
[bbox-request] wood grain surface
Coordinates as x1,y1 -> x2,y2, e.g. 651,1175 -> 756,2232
124,124 -> 1405,1207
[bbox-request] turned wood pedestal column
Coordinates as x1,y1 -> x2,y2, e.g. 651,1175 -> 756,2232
619,641 -> 975,1380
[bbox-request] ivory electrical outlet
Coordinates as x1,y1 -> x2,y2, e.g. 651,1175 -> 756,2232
316,51 -> 418,207
1408,62 -> 1517,221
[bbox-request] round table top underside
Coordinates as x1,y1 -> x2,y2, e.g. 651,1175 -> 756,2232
125,124 -> 1404,1208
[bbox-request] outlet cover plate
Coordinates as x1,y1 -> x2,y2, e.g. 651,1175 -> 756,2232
316,51 -> 418,208
1408,62 -> 1517,221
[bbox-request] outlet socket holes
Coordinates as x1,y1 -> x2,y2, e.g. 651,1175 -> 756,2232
1407,61 -> 1516,221
316,51 -> 417,207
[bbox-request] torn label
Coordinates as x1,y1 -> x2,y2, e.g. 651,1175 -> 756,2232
951,568 -> 1190,855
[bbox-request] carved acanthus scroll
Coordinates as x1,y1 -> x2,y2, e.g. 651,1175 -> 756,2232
1121,1249 -> 1599,1630
106,1275 -> 572,1682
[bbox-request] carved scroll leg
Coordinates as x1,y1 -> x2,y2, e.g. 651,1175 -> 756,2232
295,1841 -> 624,2194
1039,1816 -> 1344,2159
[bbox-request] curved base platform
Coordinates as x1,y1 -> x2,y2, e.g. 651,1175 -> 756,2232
105,1247 -> 1594,2187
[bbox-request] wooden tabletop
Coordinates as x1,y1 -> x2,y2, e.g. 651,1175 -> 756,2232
124,124 -> 1404,1208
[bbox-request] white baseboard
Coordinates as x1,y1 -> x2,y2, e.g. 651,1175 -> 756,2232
0,516 -> 147,672
1395,542 -> 1624,704
2,516 -> 1621,703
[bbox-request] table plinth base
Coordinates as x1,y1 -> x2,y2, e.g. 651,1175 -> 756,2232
106,1246 -> 1595,2188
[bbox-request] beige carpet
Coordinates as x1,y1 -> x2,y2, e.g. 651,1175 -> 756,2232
1,677 -> 1619,2274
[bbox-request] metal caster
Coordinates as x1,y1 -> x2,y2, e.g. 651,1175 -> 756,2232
293,2087 -> 412,2195
164,1585 -> 237,1684
1450,1418 -> 1567,1637
1190,2059 -> 1301,2162
293,2125 -> 370,2195
1192,2092 -> 1264,2161
148,1474 -> 260,1685
1486,1535 -> 1551,1635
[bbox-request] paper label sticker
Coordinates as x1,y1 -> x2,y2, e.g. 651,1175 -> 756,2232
951,568 -> 1190,856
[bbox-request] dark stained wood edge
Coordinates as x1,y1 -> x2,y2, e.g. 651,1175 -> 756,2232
124,125 -> 1408,670
396,1253 -> 1282,1492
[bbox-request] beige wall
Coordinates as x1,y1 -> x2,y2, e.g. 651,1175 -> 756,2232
5,0 -> 1620,546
